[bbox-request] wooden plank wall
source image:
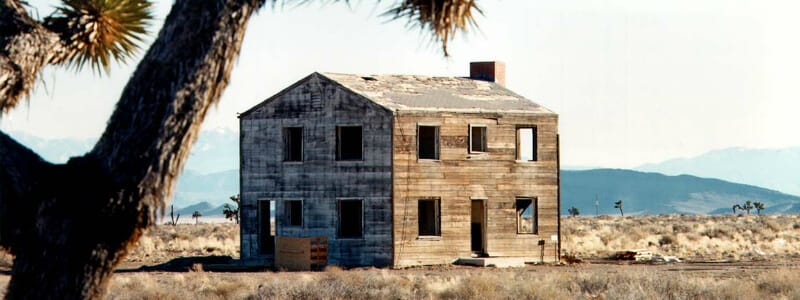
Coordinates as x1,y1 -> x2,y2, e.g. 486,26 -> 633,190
392,112 -> 559,267
240,74 -> 394,267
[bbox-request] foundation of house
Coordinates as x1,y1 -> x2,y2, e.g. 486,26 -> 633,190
454,257 -> 538,268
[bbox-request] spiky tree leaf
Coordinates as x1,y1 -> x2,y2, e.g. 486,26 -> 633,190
44,0 -> 153,73
385,0 -> 481,56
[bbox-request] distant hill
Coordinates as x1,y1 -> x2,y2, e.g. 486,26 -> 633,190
175,202 -> 213,215
636,147 -> 800,196
173,167 -> 800,216
7,131 -> 96,163
172,169 -> 238,208
562,169 -> 800,215
7,128 -> 239,173
9,130 -> 800,215
175,201 -> 228,217
7,129 -> 240,208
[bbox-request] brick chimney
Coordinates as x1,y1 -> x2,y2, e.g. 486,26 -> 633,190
470,61 -> 506,86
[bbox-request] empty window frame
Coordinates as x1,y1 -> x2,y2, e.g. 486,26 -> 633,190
516,198 -> 538,234
418,199 -> 441,236
336,126 -> 363,161
517,127 -> 538,161
417,125 -> 440,160
284,200 -> 303,227
469,125 -> 487,153
284,127 -> 303,162
337,199 -> 363,238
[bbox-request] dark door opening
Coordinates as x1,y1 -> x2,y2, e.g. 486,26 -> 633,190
259,200 -> 275,255
471,199 -> 486,255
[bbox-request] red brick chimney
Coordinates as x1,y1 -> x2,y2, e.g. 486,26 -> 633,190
470,61 -> 506,86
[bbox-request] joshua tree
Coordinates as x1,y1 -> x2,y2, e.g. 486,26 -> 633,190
743,200 -> 754,215
0,0 -> 481,297
223,194 -> 240,224
168,205 -> 180,226
754,202 -> 765,215
568,206 -> 580,217
732,204 -> 743,214
192,211 -> 202,225
614,200 -> 624,216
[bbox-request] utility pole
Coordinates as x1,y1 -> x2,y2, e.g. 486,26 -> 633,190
594,195 -> 599,216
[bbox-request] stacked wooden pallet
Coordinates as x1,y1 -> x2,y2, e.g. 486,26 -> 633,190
275,236 -> 328,271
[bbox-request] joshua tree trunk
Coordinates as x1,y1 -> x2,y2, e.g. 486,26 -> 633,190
0,0 -> 259,298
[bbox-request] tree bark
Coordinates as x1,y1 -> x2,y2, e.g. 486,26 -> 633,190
0,0 -> 260,298
0,0 -> 67,113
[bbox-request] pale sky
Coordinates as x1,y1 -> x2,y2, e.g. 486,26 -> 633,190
3,0 -> 799,168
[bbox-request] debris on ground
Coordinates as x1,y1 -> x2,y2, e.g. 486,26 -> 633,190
611,249 -> 681,263
561,254 -> 583,264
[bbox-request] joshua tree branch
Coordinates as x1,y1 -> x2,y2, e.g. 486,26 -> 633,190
0,0 -> 69,113
0,130 -> 52,250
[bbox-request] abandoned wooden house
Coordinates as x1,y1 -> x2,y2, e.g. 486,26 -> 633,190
239,61 -> 560,268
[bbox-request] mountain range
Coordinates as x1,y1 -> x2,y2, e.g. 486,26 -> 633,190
561,169 -> 800,215
7,128 -> 240,173
173,168 -> 799,215
636,147 -> 800,196
7,129 -> 799,214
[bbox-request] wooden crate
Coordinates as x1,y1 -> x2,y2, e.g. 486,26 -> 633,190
275,236 -> 328,271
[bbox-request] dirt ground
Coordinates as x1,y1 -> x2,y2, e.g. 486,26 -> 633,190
3,258 -> 800,299
3,216 -> 800,298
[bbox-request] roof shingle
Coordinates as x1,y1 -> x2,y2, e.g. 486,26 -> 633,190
322,73 -> 554,114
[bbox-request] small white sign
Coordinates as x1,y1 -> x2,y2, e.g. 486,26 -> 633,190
550,235 -> 558,241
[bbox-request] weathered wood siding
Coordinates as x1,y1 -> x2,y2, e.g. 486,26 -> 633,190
392,112 -> 559,267
240,74 -> 394,267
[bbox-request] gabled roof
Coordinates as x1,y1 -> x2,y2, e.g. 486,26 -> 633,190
321,73 -> 555,115
240,72 -> 556,118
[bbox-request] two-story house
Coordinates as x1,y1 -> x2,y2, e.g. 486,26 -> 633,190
239,62 -> 560,267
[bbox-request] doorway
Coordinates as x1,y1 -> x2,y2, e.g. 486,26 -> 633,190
471,199 -> 486,255
259,200 -> 275,255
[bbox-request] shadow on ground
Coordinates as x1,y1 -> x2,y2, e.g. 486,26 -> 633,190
116,255 -> 270,273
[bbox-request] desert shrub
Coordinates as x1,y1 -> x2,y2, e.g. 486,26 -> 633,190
438,273 -> 503,300
702,228 -> 731,239
756,269 -> 799,296
126,223 -> 239,264
247,269 -> 421,300
599,232 -> 614,246
659,235 -> 675,246
106,273 -> 181,300
573,273 -> 609,297
439,272 -> 567,300
761,219 -> 782,232
672,223 -> 692,234
197,280 -> 249,299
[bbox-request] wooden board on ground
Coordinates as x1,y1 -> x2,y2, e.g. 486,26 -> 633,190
275,236 -> 328,271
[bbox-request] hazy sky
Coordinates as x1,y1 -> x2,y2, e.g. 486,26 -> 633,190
3,0 -> 799,168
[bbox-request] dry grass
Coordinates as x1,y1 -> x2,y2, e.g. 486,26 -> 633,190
562,214 -> 800,260
125,223 -> 239,265
125,214 -> 800,264
3,215 -> 800,299
100,265 -> 800,299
